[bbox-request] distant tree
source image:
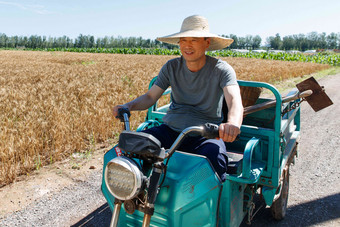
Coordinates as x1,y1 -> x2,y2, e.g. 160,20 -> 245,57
1,32 -> 339,50
0,33 -> 8,47
89,36 -> 95,48
282,35 -> 295,50
75,34 -> 83,48
245,35 -> 252,49
251,35 -> 262,49
100,36 -> 109,48
318,32 -> 327,49
228,34 -> 238,49
307,32 -> 319,49
238,37 -> 246,49
145,39 -> 151,48
267,33 -> 283,50
154,39 -> 161,48
326,32 -> 338,49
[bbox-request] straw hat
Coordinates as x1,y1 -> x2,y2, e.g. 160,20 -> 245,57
156,15 -> 233,51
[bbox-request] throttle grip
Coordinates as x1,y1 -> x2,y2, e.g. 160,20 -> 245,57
116,107 -> 131,122
202,123 -> 219,139
202,123 -> 240,141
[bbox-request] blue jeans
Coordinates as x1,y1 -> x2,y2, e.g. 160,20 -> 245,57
143,124 -> 228,182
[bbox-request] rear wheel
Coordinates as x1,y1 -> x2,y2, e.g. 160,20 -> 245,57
270,169 -> 289,220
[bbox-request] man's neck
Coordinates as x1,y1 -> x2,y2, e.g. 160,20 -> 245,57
185,55 -> 207,72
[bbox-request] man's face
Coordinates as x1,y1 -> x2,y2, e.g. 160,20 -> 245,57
179,37 -> 210,64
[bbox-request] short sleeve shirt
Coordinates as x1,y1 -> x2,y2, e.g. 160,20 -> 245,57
154,55 -> 237,132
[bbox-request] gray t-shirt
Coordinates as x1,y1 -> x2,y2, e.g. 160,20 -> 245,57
155,55 -> 237,132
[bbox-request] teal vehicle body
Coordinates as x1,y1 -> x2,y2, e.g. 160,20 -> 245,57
102,78 -> 303,226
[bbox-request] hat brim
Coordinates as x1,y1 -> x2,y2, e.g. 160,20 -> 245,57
157,30 -> 233,51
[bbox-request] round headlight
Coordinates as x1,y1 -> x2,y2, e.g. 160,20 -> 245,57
104,156 -> 144,200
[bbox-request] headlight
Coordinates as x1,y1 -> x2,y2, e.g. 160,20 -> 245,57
104,156 -> 144,200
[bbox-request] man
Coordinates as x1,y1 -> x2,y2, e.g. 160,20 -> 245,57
113,15 -> 243,181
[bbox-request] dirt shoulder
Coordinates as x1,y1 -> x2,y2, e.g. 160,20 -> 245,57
0,145 -> 107,216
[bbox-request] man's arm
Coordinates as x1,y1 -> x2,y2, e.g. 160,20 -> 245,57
113,85 -> 165,117
219,85 -> 244,142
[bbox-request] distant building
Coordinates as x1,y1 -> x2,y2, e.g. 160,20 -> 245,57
304,50 -> 316,54
231,49 -> 249,53
252,49 -> 266,53
286,50 -> 301,54
268,50 -> 285,53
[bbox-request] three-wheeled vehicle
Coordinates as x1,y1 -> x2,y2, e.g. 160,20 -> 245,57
101,77 -> 332,227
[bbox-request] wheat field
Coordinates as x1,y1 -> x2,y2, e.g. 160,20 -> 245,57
0,50 -> 329,186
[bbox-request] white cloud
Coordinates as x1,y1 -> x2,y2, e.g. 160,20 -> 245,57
0,1 -> 52,15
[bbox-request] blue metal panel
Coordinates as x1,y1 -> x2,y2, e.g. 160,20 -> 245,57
102,149 -> 222,227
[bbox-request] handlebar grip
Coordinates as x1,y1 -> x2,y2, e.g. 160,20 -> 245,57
202,123 -> 219,139
202,123 -> 241,141
116,107 -> 131,122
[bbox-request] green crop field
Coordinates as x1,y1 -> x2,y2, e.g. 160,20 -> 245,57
11,47 -> 340,66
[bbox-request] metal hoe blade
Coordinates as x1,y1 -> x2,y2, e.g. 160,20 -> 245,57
296,77 -> 333,112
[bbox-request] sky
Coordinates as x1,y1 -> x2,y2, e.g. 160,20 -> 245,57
0,0 -> 339,44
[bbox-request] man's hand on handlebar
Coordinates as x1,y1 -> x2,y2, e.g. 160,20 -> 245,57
113,105 -> 128,118
219,122 -> 241,142
113,105 -> 131,123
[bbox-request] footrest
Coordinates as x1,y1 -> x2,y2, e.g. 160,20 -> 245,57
226,137 -> 266,184
226,161 -> 265,184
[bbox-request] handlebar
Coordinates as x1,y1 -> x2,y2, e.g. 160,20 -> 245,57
202,123 -> 240,141
116,111 -> 240,159
116,108 -> 131,121
201,123 -> 219,139
165,123 -> 239,159
116,107 -> 131,131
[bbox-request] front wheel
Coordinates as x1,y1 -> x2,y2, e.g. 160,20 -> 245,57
270,168 -> 289,220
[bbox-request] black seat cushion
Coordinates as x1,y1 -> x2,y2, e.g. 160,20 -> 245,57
226,151 -> 243,175
118,131 -> 161,157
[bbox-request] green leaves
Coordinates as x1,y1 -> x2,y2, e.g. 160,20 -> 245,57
17,47 -> 340,66
207,50 -> 339,66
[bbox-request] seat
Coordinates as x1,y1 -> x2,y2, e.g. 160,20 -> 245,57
118,131 -> 162,158
226,150 -> 243,175
223,86 -> 262,175
222,86 -> 262,122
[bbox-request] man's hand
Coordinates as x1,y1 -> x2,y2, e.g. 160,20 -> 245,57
112,84 -> 164,119
112,105 -> 128,118
218,122 -> 240,142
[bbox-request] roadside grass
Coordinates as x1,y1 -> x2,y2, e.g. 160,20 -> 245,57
272,66 -> 340,94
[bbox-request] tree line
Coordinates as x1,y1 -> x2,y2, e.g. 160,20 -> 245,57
0,34 -> 174,49
222,34 -> 263,50
0,32 -> 339,51
265,32 -> 340,51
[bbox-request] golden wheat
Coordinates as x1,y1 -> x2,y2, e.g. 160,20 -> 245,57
0,50 -> 329,186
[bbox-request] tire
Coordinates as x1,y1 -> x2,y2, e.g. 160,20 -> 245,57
270,169 -> 289,220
